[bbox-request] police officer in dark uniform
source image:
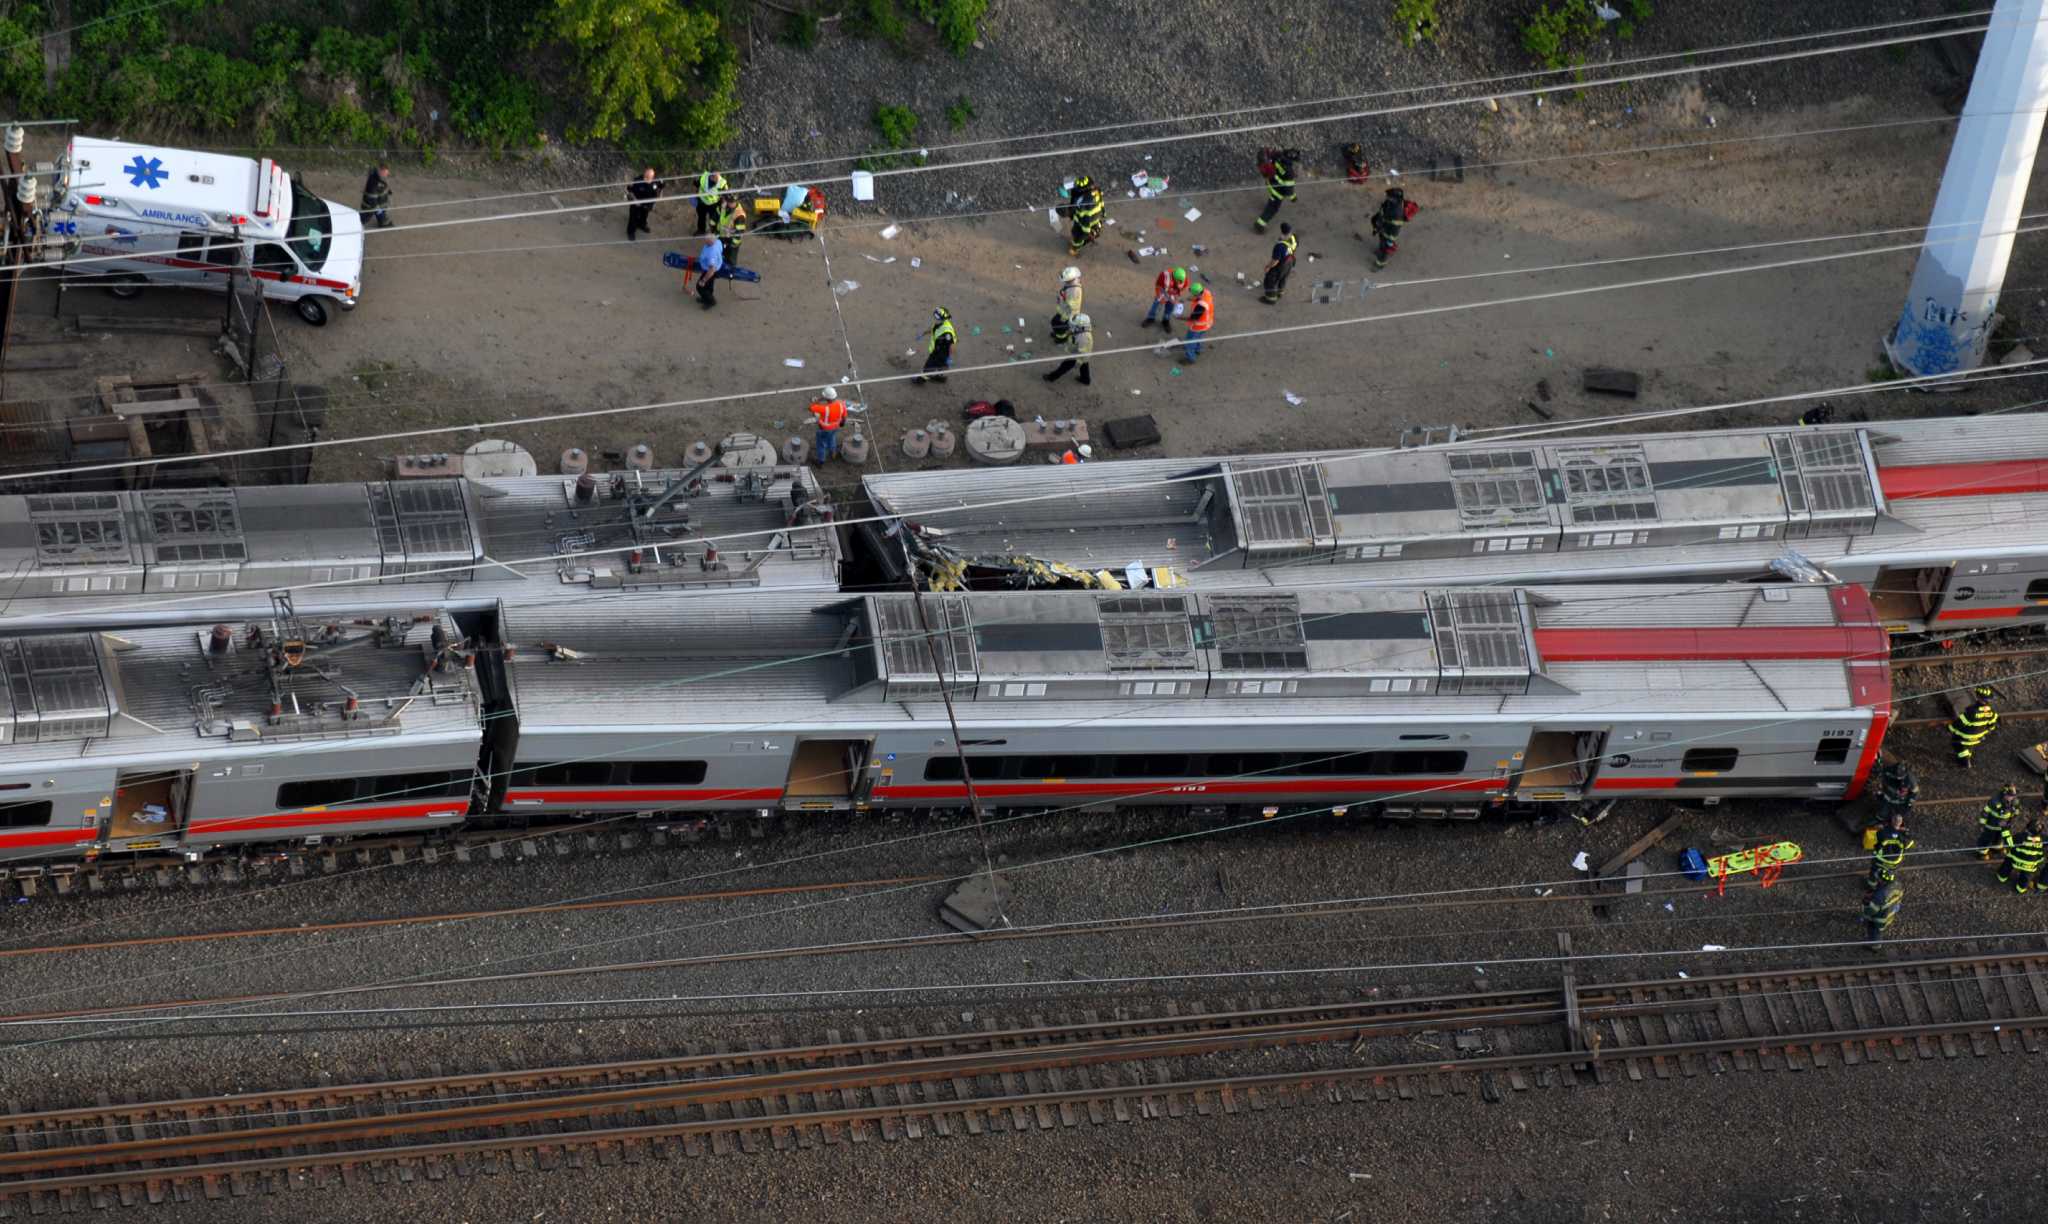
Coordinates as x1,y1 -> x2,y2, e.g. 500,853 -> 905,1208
625,167 -> 663,240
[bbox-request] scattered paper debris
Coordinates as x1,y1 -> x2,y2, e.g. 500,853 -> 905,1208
1131,171 -> 1150,187
861,254 -> 896,264
1138,246 -> 1156,257
1018,317 -> 1027,328
1131,389 -> 1142,395
1046,209 -> 1061,231
879,224 -> 901,240
1677,972 -> 1689,979
1663,901 -> 1675,912
1283,391 -> 1305,406
1700,944 -> 1727,952
783,358 -> 806,368
909,257 -> 922,268
1571,851 -> 1590,871
834,280 -> 859,294
1183,207 -> 1202,223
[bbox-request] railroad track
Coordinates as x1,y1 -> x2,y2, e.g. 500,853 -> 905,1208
4,949 -> 2046,1211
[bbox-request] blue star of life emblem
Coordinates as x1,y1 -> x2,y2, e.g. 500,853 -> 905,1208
123,155 -> 166,189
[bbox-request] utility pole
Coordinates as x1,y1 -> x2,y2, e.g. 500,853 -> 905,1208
1886,0 -> 2048,377
0,124 -> 34,405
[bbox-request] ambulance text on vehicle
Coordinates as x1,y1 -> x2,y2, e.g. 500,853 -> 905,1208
53,137 -> 364,326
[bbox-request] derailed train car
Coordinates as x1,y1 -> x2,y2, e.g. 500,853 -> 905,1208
0,581 -> 1890,867
859,411 -> 2048,635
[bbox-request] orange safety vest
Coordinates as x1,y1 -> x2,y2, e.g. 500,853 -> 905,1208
810,399 -> 847,430
1186,288 -> 1215,333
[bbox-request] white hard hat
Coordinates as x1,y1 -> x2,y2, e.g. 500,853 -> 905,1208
1060,266 -> 1081,283
1072,313 -> 1091,329
823,386 -> 838,396
1078,444 -> 1093,458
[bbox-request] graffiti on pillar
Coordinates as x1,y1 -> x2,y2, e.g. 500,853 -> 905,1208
1892,298 -> 1992,375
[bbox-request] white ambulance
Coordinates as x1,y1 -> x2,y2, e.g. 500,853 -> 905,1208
52,137 -> 364,326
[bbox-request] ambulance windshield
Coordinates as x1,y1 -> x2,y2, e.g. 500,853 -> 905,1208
284,179 -> 331,272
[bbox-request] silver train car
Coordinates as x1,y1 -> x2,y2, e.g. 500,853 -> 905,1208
859,411 -> 2048,634
0,581 -> 1891,867
0,461 -> 840,629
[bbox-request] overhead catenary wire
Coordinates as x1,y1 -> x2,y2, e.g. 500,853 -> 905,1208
0,166 -> 2023,450
8,217 -> 2047,487
0,631 -> 2028,1040
11,14 -> 2017,273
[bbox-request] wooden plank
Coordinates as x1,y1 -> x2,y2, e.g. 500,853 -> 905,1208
73,315 -> 220,337
1597,811 -> 1688,877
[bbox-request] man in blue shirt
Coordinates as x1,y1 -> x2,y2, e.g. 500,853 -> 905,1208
695,234 -> 723,309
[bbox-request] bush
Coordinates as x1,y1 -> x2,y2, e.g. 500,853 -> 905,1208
0,11 -> 46,108
1392,0 -> 1438,46
1520,0 -> 1650,70
906,0 -> 984,56
873,103 -> 918,148
944,95 -> 974,130
844,0 -> 906,44
781,7 -> 820,48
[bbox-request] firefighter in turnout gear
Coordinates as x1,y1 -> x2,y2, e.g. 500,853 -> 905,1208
1981,783 -> 2021,860
1255,147 -> 1299,232
1260,223 -> 1298,304
1861,877 -> 1902,949
1066,174 -> 1106,256
913,308 -> 956,385
1866,755 -> 1918,850
1042,313 -> 1093,385
1999,820 -> 2045,893
1370,186 -> 1412,270
1868,812 -> 1914,887
1051,266 -> 1083,344
1948,686 -> 1999,767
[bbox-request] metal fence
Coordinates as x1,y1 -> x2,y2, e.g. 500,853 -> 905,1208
226,271 -> 317,486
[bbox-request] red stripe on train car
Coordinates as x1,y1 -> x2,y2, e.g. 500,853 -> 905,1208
1932,605 -> 2024,622
872,778 -> 1506,801
1531,626 -> 1863,661
1879,460 -> 2048,500
187,800 -> 463,836
0,827 -> 99,848
504,788 -> 784,804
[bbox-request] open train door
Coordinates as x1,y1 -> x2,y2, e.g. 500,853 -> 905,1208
106,768 -> 192,853
1869,564 -> 1948,631
781,738 -> 873,812
1511,729 -> 1606,803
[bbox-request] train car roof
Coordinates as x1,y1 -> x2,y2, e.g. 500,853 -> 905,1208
857,412 -> 2045,590
0,465 -> 840,629
0,609 -> 482,770
499,584 -> 1882,730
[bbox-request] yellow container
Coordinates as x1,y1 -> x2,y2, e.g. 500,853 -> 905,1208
1862,825 -> 1879,852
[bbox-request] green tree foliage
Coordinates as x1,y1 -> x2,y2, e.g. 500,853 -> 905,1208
547,0 -> 724,143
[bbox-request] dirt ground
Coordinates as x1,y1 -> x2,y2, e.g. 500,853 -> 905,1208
202,88 -> 2046,489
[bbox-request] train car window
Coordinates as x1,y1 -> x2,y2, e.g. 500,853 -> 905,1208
1054,756 -> 1099,778
1320,752 -> 1380,775
0,799 -> 52,828
1681,748 -> 1739,772
922,757 -> 1004,781
277,778 -> 358,808
625,761 -> 709,785
1379,750 -> 1468,774
1112,754 -> 1189,777
522,762 -> 616,786
1813,738 -> 1853,766
2028,578 -> 2048,602
1013,756 -> 1057,778
373,771 -> 470,799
